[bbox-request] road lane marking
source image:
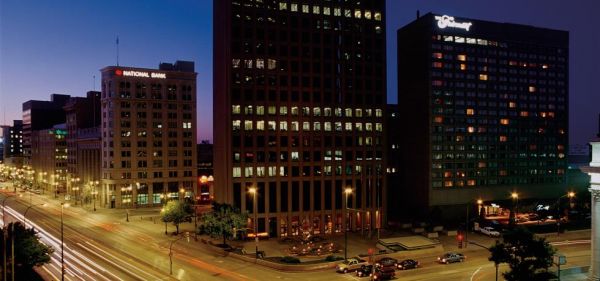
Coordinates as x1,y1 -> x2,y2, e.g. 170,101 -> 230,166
470,266 -> 482,281
82,241 -> 161,280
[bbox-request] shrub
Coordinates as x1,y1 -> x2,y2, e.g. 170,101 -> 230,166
280,256 -> 301,264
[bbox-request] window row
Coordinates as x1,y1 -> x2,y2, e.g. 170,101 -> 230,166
232,105 -> 383,117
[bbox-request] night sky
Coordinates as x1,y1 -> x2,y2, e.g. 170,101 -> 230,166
1,0 -> 598,146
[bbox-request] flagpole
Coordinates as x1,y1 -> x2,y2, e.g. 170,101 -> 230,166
116,36 -> 119,66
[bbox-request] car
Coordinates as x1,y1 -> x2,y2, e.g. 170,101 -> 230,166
375,257 -> 398,268
437,252 -> 465,264
397,259 -> 419,270
372,267 -> 395,280
356,265 -> 374,278
480,226 -> 501,237
336,258 -> 367,273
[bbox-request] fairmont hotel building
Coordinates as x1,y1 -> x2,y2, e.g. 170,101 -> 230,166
214,0 -> 387,237
100,61 -> 197,208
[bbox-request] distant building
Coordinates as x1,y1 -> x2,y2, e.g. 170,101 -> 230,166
1,120 -> 24,167
197,141 -> 214,204
397,13 -> 568,219
22,94 -> 71,166
32,124 -> 68,196
63,91 -> 101,187
100,61 -> 197,208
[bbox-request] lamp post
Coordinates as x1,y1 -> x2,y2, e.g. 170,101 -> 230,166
248,187 -> 259,258
511,192 -> 519,224
344,187 -> 352,260
557,191 -> 575,236
169,232 -> 190,275
160,194 -> 168,235
23,203 -> 47,226
60,202 -> 70,281
121,185 -> 132,222
2,194 -> 16,281
90,181 -> 99,211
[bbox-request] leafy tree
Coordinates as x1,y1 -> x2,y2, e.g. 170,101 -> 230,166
0,222 -> 53,279
161,200 -> 194,234
199,202 -> 248,246
488,227 -> 557,281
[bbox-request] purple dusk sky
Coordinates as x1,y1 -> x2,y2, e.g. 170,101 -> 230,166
1,0 -> 598,146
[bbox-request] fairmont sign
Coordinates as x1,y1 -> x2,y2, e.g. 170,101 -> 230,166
115,69 -> 166,79
435,15 -> 472,31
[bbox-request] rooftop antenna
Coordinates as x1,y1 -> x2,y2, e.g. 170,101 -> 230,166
116,36 -> 120,66
93,75 -> 96,91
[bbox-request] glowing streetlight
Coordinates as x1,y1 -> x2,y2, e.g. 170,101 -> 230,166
248,187 -> 259,258
344,187 -> 353,260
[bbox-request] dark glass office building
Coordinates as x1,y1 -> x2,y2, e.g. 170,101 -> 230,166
214,0 -> 387,237
397,13 -> 568,218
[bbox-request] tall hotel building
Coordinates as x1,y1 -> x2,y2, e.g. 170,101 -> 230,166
100,61 -> 197,208
397,13 -> 568,218
214,1 -> 387,237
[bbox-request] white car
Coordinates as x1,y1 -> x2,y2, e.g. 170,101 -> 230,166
480,227 -> 500,237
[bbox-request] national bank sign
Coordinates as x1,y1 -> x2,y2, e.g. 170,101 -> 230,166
435,15 -> 472,31
115,69 -> 166,79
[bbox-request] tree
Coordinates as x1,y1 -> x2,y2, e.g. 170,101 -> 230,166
199,202 -> 248,246
161,200 -> 194,234
488,227 -> 557,281
1,222 -> 53,279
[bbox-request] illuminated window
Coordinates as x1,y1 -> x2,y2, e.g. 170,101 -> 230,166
455,36 -> 465,43
232,59 -> 240,68
313,107 -> 321,116
232,120 -> 240,131
312,6 -> 320,14
303,122 -> 310,131
313,122 -> 321,131
291,3 -> 298,12
344,9 -> 351,17
433,62 -> 443,68
279,121 -> 287,131
354,9 -> 361,18
257,121 -> 264,131
466,108 -> 475,115
508,102 -> 516,108
244,120 -> 253,130
479,74 -> 488,81
467,180 -> 476,186
233,167 -> 241,178
444,181 -> 453,187
355,108 -> 362,117
434,116 -> 443,123
528,86 -> 536,93
323,7 -> 330,15
467,126 -> 475,133
334,7 -> 341,16
257,106 -> 264,115
302,4 -> 309,13
540,112 -> 547,118
364,10 -> 371,19
499,136 -> 507,142
520,111 -> 529,117
457,54 -> 466,61
279,2 -> 287,10
432,52 -> 443,59
500,119 -> 509,125
499,170 -> 507,176
478,162 -> 486,168
232,105 -> 241,114
345,108 -> 353,117
345,122 -> 352,131
460,64 -> 467,71
542,64 -> 549,69
375,109 -> 383,117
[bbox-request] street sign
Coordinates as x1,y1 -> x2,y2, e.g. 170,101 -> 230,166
554,255 -> 567,265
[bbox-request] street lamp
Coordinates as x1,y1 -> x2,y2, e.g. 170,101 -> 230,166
248,187 -> 259,258
511,192 -> 519,224
60,202 -> 70,281
90,181 -> 99,211
344,187 -> 352,260
23,203 -> 47,226
168,232 -> 190,275
557,191 -> 576,236
2,194 -> 17,281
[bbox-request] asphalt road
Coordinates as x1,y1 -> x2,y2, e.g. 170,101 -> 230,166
0,184 -> 591,281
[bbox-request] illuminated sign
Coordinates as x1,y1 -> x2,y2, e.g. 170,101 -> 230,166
435,15 -> 472,31
115,69 -> 166,79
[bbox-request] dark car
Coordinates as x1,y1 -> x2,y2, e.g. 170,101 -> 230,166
437,252 -> 465,264
356,265 -> 374,278
397,259 -> 419,270
373,267 -> 395,280
375,257 -> 398,268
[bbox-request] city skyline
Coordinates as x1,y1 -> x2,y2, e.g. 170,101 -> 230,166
1,0 -> 599,145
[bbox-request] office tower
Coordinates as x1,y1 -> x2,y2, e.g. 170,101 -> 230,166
397,13 -> 568,218
100,61 -> 197,208
214,1 -> 387,237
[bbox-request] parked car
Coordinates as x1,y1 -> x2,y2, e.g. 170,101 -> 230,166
356,265 -> 374,278
336,258 -> 367,273
437,252 -> 465,264
372,266 -> 395,280
375,257 -> 398,268
397,259 -> 419,270
480,226 -> 501,237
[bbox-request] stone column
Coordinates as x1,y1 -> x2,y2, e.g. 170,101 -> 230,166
590,186 -> 600,281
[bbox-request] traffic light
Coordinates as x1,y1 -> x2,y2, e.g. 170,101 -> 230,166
457,234 -> 463,248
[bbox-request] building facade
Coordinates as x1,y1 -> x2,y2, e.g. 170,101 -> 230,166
397,13 -> 568,218
214,0 -> 387,237
100,61 -> 197,208
22,94 -> 71,165
64,91 -> 101,179
31,124 -> 68,197
0,120 -> 24,166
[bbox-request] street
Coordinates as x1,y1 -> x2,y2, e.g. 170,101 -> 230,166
0,185 -> 591,281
